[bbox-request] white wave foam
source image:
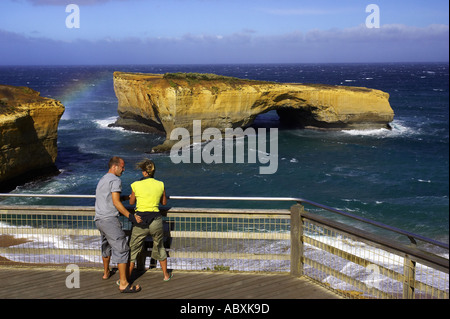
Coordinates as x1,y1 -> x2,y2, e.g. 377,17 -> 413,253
305,234 -> 449,294
0,229 -> 102,264
93,117 -> 148,135
94,116 -> 120,130
0,222 -> 32,229
341,120 -> 413,138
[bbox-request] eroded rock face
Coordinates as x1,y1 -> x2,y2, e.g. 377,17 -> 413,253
0,85 -> 65,191
113,72 -> 394,152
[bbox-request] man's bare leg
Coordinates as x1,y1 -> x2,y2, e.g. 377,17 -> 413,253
102,256 -> 111,279
128,261 -> 135,279
118,263 -> 140,291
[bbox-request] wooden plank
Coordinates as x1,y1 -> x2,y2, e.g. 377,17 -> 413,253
210,274 -> 267,299
139,271 -> 209,299
168,272 -> 239,299
0,205 -> 290,218
1,228 -> 290,240
168,251 -> 290,261
222,274 -> 294,299
1,228 -> 99,236
180,272 -> 264,299
170,230 -> 290,240
0,267 -> 341,299
257,277 -> 311,299
0,248 -> 290,262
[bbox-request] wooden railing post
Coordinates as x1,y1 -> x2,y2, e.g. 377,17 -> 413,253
403,256 -> 416,299
290,203 -> 305,277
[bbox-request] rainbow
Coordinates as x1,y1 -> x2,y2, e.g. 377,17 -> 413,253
58,70 -> 113,120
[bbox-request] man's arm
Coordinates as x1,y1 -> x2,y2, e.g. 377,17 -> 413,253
129,191 -> 136,206
112,192 -> 142,223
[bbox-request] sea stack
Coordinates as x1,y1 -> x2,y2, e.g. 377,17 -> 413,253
112,72 -> 394,152
0,84 -> 65,192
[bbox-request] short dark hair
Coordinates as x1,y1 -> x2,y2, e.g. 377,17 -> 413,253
108,156 -> 123,169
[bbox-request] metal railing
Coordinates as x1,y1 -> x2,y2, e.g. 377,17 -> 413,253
0,193 -> 448,299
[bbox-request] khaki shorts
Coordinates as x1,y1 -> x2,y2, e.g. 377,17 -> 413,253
129,216 -> 167,262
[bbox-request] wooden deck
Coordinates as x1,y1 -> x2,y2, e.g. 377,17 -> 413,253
0,266 -> 341,300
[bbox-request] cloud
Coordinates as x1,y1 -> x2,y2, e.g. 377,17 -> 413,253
304,24 -> 450,43
0,24 -> 448,65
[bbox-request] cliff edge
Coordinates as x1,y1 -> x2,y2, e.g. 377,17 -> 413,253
113,72 -> 394,152
0,84 -> 65,192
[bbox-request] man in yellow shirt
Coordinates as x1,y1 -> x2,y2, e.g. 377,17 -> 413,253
128,159 -> 172,281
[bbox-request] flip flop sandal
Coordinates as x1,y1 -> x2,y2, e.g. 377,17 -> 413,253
103,269 -> 116,280
119,284 -> 141,293
163,273 -> 173,282
102,270 -> 111,280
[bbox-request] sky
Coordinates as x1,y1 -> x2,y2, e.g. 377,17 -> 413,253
0,0 -> 448,65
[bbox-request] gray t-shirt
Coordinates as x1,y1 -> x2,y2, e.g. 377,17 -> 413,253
94,173 -> 122,220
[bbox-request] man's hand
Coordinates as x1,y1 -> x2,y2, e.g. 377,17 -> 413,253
112,192 -> 142,224
128,213 -> 142,224
134,214 -> 143,223
112,192 -> 140,223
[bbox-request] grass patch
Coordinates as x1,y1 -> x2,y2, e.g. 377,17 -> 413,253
163,72 -> 274,87
164,72 -> 239,82
205,265 -> 231,271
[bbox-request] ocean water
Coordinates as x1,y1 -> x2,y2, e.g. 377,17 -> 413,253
0,63 -> 448,253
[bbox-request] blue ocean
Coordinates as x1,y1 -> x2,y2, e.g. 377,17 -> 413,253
0,63 -> 448,253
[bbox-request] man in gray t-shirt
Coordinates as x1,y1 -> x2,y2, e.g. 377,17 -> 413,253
95,172 -> 122,220
94,156 -> 142,293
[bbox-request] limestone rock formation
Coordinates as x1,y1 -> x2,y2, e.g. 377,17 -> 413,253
0,84 -> 65,191
112,72 -> 394,152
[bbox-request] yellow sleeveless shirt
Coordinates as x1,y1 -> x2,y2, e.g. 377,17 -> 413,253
131,178 -> 164,212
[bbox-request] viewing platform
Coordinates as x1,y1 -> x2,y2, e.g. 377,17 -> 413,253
0,267 -> 339,299
0,194 -> 448,300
